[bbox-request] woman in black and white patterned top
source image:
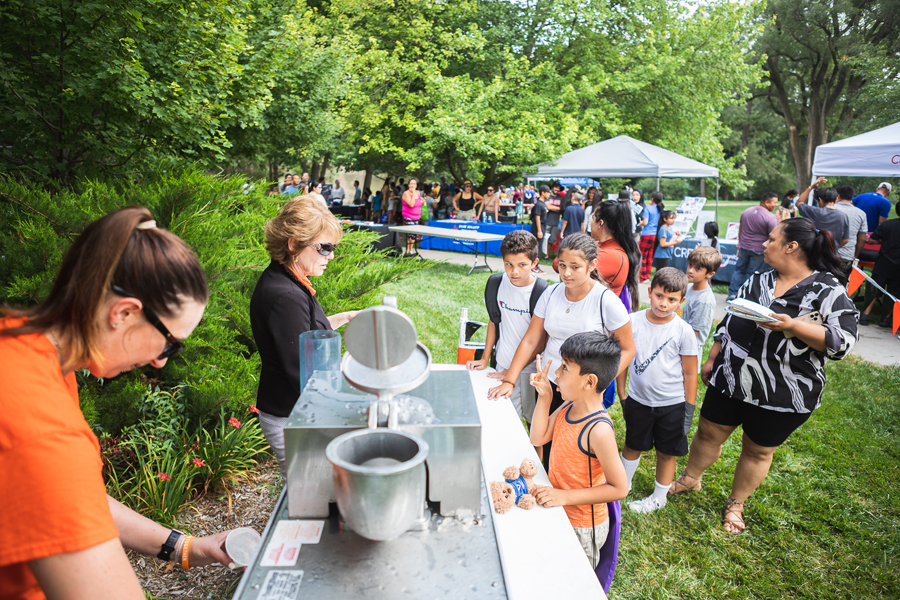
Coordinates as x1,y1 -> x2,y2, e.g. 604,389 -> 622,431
668,218 -> 858,534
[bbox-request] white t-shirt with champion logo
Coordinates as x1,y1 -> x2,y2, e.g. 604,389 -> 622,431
627,309 -> 699,407
495,274 -> 538,373
533,281 -> 630,384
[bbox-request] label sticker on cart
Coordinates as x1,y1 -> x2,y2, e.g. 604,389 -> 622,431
258,570 -> 304,600
259,520 -> 324,567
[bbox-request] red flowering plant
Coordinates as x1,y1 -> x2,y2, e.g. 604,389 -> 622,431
192,409 -> 269,494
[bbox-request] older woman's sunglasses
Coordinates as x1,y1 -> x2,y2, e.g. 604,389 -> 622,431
315,242 -> 338,256
111,285 -> 186,359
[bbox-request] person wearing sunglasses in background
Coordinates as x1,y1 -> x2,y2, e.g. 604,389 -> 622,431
249,197 -> 360,478
480,185 -> 500,223
0,207 -> 238,600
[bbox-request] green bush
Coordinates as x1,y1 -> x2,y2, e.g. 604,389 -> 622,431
1,167 -> 429,434
102,386 -> 269,525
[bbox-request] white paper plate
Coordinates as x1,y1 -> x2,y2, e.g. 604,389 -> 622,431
724,306 -> 778,323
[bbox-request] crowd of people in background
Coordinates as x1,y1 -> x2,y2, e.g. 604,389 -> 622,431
274,170 -> 898,331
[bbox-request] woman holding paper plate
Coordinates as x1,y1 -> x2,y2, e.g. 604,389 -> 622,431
668,218 -> 858,534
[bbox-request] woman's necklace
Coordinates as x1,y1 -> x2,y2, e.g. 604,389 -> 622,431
564,280 -> 594,313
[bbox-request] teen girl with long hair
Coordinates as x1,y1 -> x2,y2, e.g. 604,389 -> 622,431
591,200 -> 640,310
488,233 -> 636,462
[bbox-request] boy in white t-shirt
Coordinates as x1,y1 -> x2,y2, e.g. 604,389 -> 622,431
616,268 -> 699,513
682,246 -> 721,366
467,231 -> 546,422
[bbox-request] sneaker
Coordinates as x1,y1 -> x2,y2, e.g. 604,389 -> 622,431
532,266 -> 545,274
878,318 -> 892,328
726,295 -> 736,302
627,495 -> 665,514
859,313 -> 870,326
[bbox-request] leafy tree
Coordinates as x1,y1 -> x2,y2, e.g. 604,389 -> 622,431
224,0 -> 349,183
0,0 -> 280,187
333,0 -> 578,187
759,0 -> 900,189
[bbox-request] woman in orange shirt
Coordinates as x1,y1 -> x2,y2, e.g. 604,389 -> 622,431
0,207 -> 234,600
590,200 -> 640,307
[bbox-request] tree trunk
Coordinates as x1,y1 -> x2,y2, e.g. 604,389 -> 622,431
363,167 -> 373,192
320,155 -> 330,182
735,99 -> 752,202
310,159 -> 320,182
268,160 -> 279,184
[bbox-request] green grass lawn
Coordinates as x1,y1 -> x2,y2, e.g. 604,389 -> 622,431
382,260 -> 900,599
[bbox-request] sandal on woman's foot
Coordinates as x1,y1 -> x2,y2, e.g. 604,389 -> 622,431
723,497 -> 746,535
668,470 -> 702,495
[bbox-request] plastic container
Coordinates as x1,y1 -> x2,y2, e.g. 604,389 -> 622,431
224,527 -> 261,569
298,330 -> 342,394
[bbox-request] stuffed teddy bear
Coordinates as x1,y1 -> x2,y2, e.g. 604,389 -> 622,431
489,459 -> 538,514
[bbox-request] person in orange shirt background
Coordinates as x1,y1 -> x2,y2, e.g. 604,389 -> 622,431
0,207 -> 236,600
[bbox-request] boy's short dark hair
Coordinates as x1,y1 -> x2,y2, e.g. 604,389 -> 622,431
687,246 -> 722,274
836,185 -> 855,201
559,332 -> 622,393
500,230 -> 539,262
651,267 -> 688,297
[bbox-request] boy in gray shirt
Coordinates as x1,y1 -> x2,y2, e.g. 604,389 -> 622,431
682,246 -> 722,364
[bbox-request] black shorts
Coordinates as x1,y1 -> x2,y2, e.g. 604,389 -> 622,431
699,386 -> 812,447
621,396 -> 688,457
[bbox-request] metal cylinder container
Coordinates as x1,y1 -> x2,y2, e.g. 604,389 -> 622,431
326,428 -> 429,541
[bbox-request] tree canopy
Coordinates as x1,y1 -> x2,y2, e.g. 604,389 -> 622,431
16,0 -> 893,194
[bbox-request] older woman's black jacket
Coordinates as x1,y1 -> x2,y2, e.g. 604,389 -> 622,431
250,261 -> 331,417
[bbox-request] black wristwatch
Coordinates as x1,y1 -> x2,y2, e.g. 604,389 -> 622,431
157,529 -> 183,561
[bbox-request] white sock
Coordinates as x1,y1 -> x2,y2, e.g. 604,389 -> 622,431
621,454 -> 641,490
652,480 -> 671,507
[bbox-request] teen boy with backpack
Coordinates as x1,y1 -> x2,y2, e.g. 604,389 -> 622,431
467,230 -> 547,426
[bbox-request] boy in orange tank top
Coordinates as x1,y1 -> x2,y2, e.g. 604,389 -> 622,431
529,332 -> 629,567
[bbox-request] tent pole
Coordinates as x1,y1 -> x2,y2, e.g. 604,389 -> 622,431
715,178 -> 719,222
656,177 -> 660,192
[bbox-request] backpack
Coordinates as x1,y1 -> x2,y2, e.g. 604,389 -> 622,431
484,273 -> 548,367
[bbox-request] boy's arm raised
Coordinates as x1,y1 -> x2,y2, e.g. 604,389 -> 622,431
533,423 -> 628,507
487,317 -> 548,399
528,356 -> 557,446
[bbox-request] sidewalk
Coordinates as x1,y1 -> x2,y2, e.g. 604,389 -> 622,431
413,248 -> 900,367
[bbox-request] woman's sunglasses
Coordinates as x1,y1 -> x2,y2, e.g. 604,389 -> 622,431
314,242 -> 338,256
111,285 -> 186,359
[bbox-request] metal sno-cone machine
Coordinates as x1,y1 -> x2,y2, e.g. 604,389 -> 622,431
232,300 -> 507,599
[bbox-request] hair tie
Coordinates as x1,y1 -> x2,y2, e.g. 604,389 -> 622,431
136,220 -> 157,230
815,229 -> 820,236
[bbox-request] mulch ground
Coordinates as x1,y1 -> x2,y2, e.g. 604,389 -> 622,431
129,458 -> 282,600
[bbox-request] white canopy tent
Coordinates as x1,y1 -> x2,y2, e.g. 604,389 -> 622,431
526,135 -> 720,214
812,121 -> 900,177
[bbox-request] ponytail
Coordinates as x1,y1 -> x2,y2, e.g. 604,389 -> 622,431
650,191 -> 664,211
2,206 -> 208,369
595,200 -> 640,307
779,218 -> 848,286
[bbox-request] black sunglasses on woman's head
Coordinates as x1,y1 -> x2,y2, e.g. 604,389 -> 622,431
110,285 -> 186,359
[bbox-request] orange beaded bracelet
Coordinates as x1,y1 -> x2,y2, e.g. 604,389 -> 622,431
181,536 -> 194,571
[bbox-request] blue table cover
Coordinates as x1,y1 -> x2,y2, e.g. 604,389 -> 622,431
418,220 -> 528,256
